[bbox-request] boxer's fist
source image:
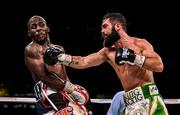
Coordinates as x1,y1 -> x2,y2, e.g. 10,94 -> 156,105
115,48 -> 145,67
115,48 -> 136,65
69,85 -> 89,105
44,46 -> 72,66
63,81 -> 89,105
43,47 -> 63,65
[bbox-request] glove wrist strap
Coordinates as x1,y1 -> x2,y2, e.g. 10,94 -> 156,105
63,81 -> 75,93
134,55 -> 145,67
57,54 -> 72,66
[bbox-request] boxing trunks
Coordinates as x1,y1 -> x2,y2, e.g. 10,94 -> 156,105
122,83 -> 169,115
34,81 -> 88,115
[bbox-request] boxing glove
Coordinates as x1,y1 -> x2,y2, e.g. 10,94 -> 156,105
115,48 -> 145,67
43,47 -> 72,66
63,81 -> 89,105
43,47 -> 62,65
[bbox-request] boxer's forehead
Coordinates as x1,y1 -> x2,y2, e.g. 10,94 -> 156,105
28,16 -> 46,26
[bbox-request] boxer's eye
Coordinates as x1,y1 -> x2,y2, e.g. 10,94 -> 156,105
38,22 -> 45,27
31,23 -> 37,29
101,24 -> 108,29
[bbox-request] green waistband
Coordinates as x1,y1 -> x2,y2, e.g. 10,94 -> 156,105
141,83 -> 160,98
124,83 -> 160,107
124,83 -> 160,100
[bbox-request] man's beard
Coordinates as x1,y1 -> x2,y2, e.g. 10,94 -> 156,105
103,27 -> 121,47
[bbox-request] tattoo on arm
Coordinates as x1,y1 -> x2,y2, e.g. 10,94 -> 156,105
71,61 -> 79,65
68,56 -> 79,65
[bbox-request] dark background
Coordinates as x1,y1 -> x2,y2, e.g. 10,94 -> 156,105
0,1 -> 179,114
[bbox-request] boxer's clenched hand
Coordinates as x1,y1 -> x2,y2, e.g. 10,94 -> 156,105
43,46 -> 72,66
63,81 -> 89,105
115,48 -> 145,67
43,47 -> 63,65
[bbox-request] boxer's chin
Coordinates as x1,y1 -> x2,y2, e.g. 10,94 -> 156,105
103,38 -> 112,48
103,36 -> 120,47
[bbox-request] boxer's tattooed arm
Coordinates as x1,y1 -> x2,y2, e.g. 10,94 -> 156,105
70,60 -> 79,65
70,56 -> 80,65
69,53 -> 106,69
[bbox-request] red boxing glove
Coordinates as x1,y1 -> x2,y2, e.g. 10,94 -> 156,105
63,82 -> 89,106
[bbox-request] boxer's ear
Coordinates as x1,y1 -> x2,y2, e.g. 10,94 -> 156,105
114,23 -> 121,31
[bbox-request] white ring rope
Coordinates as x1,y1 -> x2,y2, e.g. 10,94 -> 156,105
0,97 -> 180,104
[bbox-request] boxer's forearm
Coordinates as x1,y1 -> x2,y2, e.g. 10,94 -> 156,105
69,53 -> 106,69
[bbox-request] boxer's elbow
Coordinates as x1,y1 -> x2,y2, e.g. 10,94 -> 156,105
155,63 -> 164,72
153,56 -> 164,72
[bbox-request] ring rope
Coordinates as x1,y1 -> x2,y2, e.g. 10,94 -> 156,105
0,97 -> 180,104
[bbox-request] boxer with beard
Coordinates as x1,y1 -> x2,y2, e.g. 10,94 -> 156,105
43,12 -> 169,115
